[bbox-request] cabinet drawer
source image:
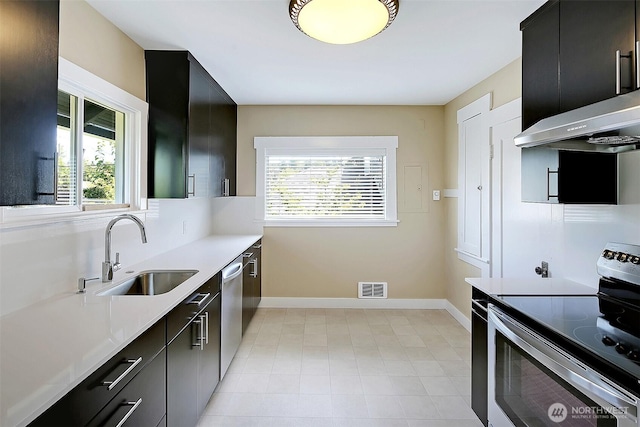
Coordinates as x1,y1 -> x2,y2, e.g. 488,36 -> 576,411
29,320 -> 165,427
87,349 -> 166,427
167,274 -> 220,342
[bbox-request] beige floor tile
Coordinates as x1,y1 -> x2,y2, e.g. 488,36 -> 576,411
360,375 -> 395,395
389,376 -> 428,396
420,376 -> 461,396
397,395 -> 439,419
365,395 -> 406,419
330,375 -> 364,394
204,308 -> 480,426
267,374 -> 300,394
300,374 -> 331,394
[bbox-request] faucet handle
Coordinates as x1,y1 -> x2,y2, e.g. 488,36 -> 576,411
113,252 -> 121,272
78,276 -> 99,293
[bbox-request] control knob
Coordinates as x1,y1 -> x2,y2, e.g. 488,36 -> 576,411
616,252 -> 628,262
602,336 -> 616,346
627,350 -> 640,362
630,256 -> 640,265
615,343 -> 629,354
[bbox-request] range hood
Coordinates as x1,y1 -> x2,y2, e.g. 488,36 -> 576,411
515,90 -> 640,153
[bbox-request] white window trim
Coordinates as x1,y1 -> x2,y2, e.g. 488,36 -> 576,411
254,136 -> 399,227
0,58 -> 148,228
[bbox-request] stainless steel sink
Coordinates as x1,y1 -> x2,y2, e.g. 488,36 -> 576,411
96,270 -> 198,296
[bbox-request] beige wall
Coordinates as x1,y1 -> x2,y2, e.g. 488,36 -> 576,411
237,106 -> 447,299
442,58 -> 522,317
59,0 -> 145,99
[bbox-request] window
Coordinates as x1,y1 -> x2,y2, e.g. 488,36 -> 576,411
1,58 -> 148,224
255,136 -> 398,226
57,91 -> 126,207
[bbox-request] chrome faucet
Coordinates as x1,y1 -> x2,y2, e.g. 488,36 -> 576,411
102,214 -> 148,282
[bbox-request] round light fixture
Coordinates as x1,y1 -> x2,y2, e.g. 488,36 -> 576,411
289,0 -> 399,45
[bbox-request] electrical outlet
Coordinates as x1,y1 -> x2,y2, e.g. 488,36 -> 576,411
182,220 -> 187,235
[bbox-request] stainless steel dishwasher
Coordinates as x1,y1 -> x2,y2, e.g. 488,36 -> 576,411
220,255 -> 244,379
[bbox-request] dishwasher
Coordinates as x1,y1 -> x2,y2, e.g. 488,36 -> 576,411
220,255 -> 244,379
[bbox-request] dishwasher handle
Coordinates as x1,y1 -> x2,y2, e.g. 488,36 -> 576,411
222,260 -> 243,282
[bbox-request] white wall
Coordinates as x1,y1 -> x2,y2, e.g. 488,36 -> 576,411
501,142 -> 640,285
0,198 -> 213,316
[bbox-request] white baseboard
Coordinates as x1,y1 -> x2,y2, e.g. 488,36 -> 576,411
257,297 -> 471,331
258,297 -> 447,310
445,300 -> 471,332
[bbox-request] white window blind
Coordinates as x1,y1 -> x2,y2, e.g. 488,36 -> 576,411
255,136 -> 398,227
265,155 -> 386,219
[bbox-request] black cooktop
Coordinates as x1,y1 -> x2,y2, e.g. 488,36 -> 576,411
494,294 -> 640,386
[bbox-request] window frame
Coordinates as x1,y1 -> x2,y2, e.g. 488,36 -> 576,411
0,58 -> 148,226
254,136 -> 399,227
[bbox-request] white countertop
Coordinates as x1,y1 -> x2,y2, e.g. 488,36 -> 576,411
465,277 -> 598,296
0,234 -> 261,427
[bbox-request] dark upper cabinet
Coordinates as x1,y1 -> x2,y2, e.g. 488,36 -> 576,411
145,51 -> 237,199
559,0 -> 636,112
521,0 -> 560,131
0,0 -> 59,206
521,0 -> 638,130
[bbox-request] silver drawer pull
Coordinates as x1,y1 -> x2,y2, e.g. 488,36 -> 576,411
243,252 -> 253,259
115,398 -> 142,427
102,357 -> 143,391
188,292 -> 211,306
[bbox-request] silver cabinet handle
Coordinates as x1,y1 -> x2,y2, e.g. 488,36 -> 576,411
546,168 -> 559,200
187,174 -> 196,196
636,41 -> 639,89
222,178 -> 230,197
188,292 -> 210,306
243,252 -> 253,259
616,49 -> 622,94
192,318 -> 203,349
252,243 -> 262,250
101,357 -> 143,391
250,259 -> 258,278
204,311 -> 209,345
114,398 -> 142,427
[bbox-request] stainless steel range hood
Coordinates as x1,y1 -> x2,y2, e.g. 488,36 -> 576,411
515,90 -> 640,153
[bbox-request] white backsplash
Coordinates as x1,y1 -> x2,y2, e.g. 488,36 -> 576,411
210,196 -> 263,235
501,141 -> 640,286
0,198 -> 213,316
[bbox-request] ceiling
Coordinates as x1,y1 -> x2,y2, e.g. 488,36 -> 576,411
87,0 -> 545,106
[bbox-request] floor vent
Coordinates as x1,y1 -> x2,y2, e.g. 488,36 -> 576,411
358,282 -> 387,299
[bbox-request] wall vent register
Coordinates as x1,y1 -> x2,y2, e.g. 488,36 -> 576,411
358,281 -> 387,299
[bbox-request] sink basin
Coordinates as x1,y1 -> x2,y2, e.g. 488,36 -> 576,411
97,270 -> 198,296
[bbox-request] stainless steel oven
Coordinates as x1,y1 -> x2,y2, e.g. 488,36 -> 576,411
488,305 -> 639,427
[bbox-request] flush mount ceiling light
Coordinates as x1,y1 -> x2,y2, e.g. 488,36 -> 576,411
289,0 -> 399,45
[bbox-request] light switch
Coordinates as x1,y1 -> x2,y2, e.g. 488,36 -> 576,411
432,190 -> 441,201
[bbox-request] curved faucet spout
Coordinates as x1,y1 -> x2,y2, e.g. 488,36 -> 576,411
103,214 -> 148,282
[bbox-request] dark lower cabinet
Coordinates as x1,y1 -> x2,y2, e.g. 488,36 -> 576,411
87,349 -> 166,427
29,320 -> 166,426
166,276 -> 221,427
242,240 -> 262,335
0,0 -> 59,206
471,288 -> 488,427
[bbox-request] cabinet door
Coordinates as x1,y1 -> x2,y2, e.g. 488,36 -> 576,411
559,0 -> 636,112
87,350 -> 166,427
0,0 -> 59,206
188,64 -> 211,198
210,87 -> 237,198
145,51 -> 190,199
521,0 -> 559,130
197,293 -> 221,416
167,321 -> 199,427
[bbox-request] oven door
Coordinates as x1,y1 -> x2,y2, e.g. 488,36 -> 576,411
488,305 -> 639,427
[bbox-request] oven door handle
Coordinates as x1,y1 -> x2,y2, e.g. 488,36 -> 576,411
489,307 -> 638,421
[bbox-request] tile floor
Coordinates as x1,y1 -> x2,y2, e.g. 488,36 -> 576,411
198,308 -> 483,426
